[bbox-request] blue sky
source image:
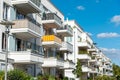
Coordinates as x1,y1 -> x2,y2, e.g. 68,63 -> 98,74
51,0 -> 120,65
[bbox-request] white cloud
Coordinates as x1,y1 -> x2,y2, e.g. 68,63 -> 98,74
77,6 -> 85,10
100,47 -> 120,63
111,15 -> 120,26
100,47 -> 120,54
97,32 -> 120,38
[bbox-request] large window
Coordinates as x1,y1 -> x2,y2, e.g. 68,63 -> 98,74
3,3 -> 9,20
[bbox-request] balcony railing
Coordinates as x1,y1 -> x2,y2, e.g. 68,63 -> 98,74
9,51 -> 44,63
42,35 -> 62,44
64,60 -> 75,69
12,0 -> 41,13
13,19 -> 41,34
57,25 -> 73,33
42,13 -> 61,21
42,13 -> 62,26
60,42 -> 73,52
42,57 -> 64,68
56,25 -> 73,37
12,0 -> 41,7
30,0 -> 41,7
77,41 -> 91,49
11,19 -> 41,38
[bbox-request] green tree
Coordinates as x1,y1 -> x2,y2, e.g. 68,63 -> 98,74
95,75 -> 116,80
72,59 -> 82,79
113,64 -> 120,76
113,64 -> 120,80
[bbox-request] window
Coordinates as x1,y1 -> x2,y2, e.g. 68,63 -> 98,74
1,63 -> 5,70
3,3 -> 9,20
16,11 -> 25,20
66,37 -> 72,42
2,33 -> 6,50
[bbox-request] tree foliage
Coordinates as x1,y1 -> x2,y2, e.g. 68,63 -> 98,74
113,64 -> 120,76
72,59 -> 82,79
95,75 -> 116,80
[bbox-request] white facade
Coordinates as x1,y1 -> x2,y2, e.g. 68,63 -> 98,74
0,0 -> 113,79
64,20 -> 113,80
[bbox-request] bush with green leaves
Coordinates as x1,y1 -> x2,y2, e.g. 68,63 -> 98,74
48,75 -> 55,80
37,75 -> 48,80
95,75 -> 116,80
63,77 -> 68,80
7,69 -> 32,80
0,71 -> 4,80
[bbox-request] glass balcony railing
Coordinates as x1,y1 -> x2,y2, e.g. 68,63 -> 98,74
42,13 -> 62,25
30,0 -> 41,7
57,25 -> 73,33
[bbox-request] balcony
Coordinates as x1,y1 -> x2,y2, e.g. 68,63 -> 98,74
90,68 -> 99,73
42,57 -> 64,68
42,13 -> 62,29
64,60 -> 75,69
0,52 -> 14,63
10,19 -> 41,39
12,0 -> 41,14
42,35 -> 62,48
77,54 -> 91,60
0,52 -> 5,61
82,65 -> 91,72
88,48 -> 97,52
96,61 -> 101,66
77,41 -> 91,49
56,25 -> 73,37
89,59 -> 96,63
9,50 -> 44,64
59,42 -> 73,52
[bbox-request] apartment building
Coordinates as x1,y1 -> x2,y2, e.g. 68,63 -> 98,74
0,0 -> 112,79
64,20 -> 113,80
0,0 -> 44,76
41,0 -> 75,78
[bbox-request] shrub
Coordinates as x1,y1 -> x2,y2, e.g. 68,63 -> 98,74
37,75 -> 48,80
48,75 -> 55,80
7,69 -> 32,80
63,77 -> 68,80
95,75 -> 116,80
0,71 -> 4,80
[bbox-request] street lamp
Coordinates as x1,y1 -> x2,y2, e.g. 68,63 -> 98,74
0,20 -> 15,80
